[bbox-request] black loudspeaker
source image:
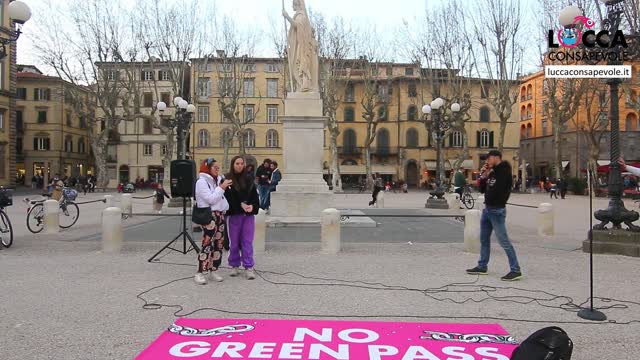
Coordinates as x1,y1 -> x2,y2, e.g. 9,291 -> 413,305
170,160 -> 196,198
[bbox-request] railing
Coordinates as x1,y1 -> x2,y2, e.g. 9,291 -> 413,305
371,147 -> 398,156
338,146 -> 362,155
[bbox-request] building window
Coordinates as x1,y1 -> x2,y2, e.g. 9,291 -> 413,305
408,105 -> 418,121
526,124 -> 532,138
244,129 -> 256,148
16,111 -> 23,131
376,128 -> 390,154
221,109 -> 232,123
520,105 -> 526,120
143,92 -> 153,107
198,130 -> 210,147
78,139 -> 85,153
406,128 -> 418,147
198,78 -> 213,97
481,86 -> 489,99
143,144 -> 153,156
267,105 -> 278,123
161,145 -> 168,155
34,137 -> 50,151
242,64 -> 256,72
37,111 -> 47,123
0,111 -> 3,130
244,105 -> 255,123
479,106 -> 490,122
16,138 -> 23,155
143,119 -> 153,134
159,70 -> 171,81
34,88 -> 51,101
0,145 -> 4,178
217,63 -> 233,72
266,129 -> 279,147
378,106 -> 387,120
79,116 -> 86,129
17,88 -> 27,100
526,104 -> 532,119
66,112 -> 72,127
141,70 -> 154,81
479,130 -> 490,148
243,79 -> 255,97
377,84 -> 389,99
408,82 -> 417,97
161,92 -> 171,105
626,113 -> 638,131
267,79 -> 278,98
520,125 -> 526,139
345,83 -> 355,102
65,137 -> 73,153
343,129 -> 357,152
452,131 -> 463,148
542,120 -> 548,135
405,67 -> 414,76
265,63 -> 280,73
198,106 -> 209,122
599,112 -> 609,125
106,70 -> 118,81
344,107 -> 355,122
220,129 -> 234,147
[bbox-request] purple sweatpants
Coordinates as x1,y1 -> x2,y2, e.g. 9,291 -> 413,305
226,215 -> 255,269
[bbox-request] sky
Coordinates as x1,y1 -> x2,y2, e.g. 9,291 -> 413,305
16,0 -> 541,74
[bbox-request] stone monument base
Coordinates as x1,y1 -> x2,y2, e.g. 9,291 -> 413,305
584,230 -> 640,257
425,198 -> 449,209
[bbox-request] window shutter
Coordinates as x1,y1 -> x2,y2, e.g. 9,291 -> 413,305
158,70 -> 163,80
428,133 -> 432,147
46,89 -> 51,100
476,131 -> 481,147
33,138 -> 38,150
33,88 -> 38,100
489,131 -> 495,148
141,70 -> 145,80
449,133 -> 454,148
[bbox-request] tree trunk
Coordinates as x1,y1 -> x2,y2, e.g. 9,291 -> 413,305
329,135 -> 342,192
162,132 -> 175,188
364,146 -> 372,190
223,138 -> 232,171
498,115 -> 507,153
92,141 -> 109,188
553,125 -> 562,179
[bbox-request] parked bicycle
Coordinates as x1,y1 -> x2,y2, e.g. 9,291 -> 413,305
26,187 -> 80,234
0,187 -> 13,248
460,185 -> 476,210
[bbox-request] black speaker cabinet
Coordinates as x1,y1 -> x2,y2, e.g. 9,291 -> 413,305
170,160 -> 196,198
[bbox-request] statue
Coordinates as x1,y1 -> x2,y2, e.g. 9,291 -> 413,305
282,0 -> 319,93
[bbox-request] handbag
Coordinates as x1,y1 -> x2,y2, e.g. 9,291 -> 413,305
191,181 -> 213,225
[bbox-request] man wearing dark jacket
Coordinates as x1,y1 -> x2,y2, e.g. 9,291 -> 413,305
467,150 -> 522,281
256,159 -> 272,210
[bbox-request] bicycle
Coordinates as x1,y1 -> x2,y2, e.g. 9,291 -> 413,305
460,185 -> 476,210
26,188 -> 80,234
0,187 -> 13,248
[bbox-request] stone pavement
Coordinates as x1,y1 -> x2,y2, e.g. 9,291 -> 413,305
1,190 -> 639,359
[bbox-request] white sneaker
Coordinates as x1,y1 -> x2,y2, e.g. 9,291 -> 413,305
194,272 -> 207,285
246,268 -> 256,280
229,267 -> 241,277
209,271 -> 224,282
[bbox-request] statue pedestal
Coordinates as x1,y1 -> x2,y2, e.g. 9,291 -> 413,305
270,92 -> 332,225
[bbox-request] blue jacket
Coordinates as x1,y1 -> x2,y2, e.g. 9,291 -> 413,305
270,169 -> 282,191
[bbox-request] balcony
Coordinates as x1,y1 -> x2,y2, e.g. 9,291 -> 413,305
338,146 -> 362,155
371,146 -> 398,156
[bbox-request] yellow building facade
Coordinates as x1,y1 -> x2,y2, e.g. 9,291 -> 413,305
0,0 -> 16,186
190,58 -> 520,186
16,67 -> 92,184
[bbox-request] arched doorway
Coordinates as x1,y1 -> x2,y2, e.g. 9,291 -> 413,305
119,165 -> 130,184
405,160 -> 419,187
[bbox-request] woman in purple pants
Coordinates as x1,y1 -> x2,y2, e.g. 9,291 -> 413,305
224,156 -> 260,280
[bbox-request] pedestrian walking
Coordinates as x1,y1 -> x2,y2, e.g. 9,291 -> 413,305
558,178 -> 568,199
224,156 -> 260,280
153,183 -> 170,213
466,150 -> 522,281
454,167 -> 466,209
368,173 -> 384,207
193,158 -> 232,285
256,159 -> 272,210
549,181 -> 558,199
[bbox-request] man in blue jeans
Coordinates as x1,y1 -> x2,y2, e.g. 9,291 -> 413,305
256,159 -> 272,210
466,150 -> 523,281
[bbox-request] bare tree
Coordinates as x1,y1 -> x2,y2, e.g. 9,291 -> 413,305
470,0 -> 524,152
312,14 -> 355,192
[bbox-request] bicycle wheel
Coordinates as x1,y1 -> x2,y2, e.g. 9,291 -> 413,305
463,195 -> 475,210
59,202 -> 80,229
1,210 -> 13,248
27,203 -> 45,234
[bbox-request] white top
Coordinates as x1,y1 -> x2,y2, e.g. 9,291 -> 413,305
195,173 -> 229,212
625,164 -> 640,177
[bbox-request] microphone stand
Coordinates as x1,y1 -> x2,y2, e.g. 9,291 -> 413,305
578,169 -> 607,321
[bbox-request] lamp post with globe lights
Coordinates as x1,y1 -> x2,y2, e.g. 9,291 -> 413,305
156,96 -> 196,161
0,0 -> 31,59
422,98 -> 460,208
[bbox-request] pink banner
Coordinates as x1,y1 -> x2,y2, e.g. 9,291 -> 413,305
137,318 -> 517,359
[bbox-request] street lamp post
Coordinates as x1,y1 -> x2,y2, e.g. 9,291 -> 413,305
422,98 -> 460,209
0,1 -> 31,59
157,96 -> 196,161
591,0 -> 640,231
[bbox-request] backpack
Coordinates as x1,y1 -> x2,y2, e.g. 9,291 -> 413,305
511,327 -> 573,360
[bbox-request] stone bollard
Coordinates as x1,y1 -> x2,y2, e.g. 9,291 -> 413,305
464,210 -> 481,254
321,208 -> 341,254
538,203 -> 554,237
44,200 -> 60,234
254,209 -> 266,255
376,191 -> 385,208
104,195 -> 113,208
445,193 -> 460,209
120,194 -> 132,217
476,195 -> 485,210
102,207 -> 123,253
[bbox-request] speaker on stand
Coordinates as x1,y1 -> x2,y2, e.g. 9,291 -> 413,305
148,160 -> 201,262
